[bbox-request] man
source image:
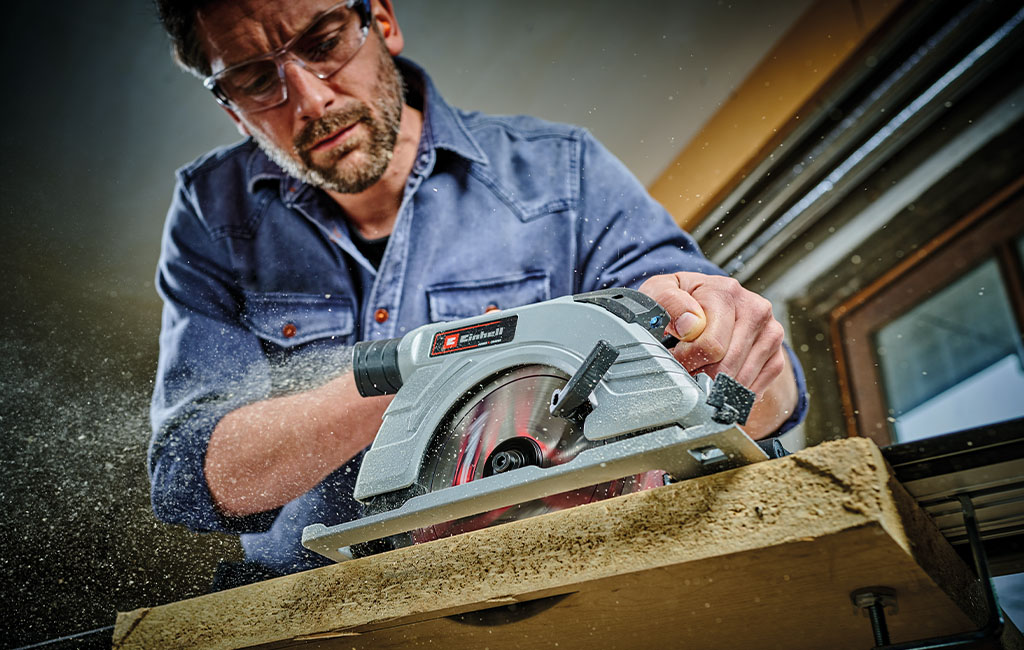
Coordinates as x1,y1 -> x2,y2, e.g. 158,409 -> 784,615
151,0 -> 807,581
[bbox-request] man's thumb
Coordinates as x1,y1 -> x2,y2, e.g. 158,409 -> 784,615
672,308 -> 706,342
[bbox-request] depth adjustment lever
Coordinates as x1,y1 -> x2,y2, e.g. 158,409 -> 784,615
550,339 -> 619,422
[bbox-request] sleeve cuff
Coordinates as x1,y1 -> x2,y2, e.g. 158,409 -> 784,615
150,403 -> 282,535
767,342 -> 809,438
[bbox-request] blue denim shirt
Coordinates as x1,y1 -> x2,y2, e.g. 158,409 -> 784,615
150,60 -> 807,574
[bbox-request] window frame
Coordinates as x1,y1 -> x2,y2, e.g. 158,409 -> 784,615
830,177 -> 1024,446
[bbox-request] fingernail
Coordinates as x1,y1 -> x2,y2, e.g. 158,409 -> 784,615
676,312 -> 700,338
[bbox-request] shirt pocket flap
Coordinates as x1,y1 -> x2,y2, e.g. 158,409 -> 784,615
427,271 -> 550,322
242,292 -> 354,347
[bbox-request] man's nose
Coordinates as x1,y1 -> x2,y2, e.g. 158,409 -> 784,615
283,61 -> 335,122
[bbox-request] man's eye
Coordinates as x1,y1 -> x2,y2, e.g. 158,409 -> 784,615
237,70 -> 277,96
302,32 -> 343,62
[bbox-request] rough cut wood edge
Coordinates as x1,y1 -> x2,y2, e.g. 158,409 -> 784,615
113,438 -> 1018,649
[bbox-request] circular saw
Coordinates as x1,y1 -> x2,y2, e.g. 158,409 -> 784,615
303,288 -> 768,561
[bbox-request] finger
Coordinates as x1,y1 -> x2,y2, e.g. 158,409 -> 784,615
705,309 -> 760,382
638,275 -> 707,341
672,288 -> 735,373
748,347 -> 787,397
733,317 -> 785,390
717,304 -> 779,387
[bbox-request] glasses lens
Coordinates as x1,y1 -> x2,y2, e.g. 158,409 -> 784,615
292,5 -> 365,72
212,2 -> 367,112
217,60 -> 283,110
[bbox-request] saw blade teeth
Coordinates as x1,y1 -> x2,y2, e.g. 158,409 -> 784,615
413,365 -> 660,544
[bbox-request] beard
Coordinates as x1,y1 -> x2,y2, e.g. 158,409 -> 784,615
250,42 -> 405,194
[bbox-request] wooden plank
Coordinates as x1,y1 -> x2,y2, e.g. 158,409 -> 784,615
647,0 -> 904,231
113,439 -> 1022,650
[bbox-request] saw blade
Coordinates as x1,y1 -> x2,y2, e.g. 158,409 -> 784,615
412,364 -> 664,543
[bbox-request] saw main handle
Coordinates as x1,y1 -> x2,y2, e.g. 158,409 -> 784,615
353,337 -> 404,397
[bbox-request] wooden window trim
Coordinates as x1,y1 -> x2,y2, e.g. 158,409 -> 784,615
647,0 -> 905,231
830,176 -> 1024,445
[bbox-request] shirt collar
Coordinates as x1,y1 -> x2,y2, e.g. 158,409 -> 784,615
400,57 -> 488,167
245,57 -> 488,195
246,145 -> 288,194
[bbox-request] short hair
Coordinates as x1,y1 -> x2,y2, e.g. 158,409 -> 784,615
153,0 -> 219,78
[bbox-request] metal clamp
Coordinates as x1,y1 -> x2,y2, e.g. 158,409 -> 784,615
851,587 -> 899,646
850,495 -> 1004,649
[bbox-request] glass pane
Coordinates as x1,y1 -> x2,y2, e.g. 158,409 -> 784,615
874,258 -> 1024,443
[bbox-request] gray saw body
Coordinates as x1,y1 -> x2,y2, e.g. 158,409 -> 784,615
302,289 -> 768,562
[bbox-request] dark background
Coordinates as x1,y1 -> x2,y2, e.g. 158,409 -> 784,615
0,1 -> 812,646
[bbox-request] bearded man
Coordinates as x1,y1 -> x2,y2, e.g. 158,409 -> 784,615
150,0 -> 807,585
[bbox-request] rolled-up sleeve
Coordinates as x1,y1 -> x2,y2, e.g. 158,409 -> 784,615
149,178 -> 281,534
574,130 -> 808,435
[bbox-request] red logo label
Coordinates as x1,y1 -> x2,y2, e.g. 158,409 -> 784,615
429,315 -> 518,357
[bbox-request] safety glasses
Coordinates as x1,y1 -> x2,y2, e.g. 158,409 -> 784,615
203,0 -> 372,113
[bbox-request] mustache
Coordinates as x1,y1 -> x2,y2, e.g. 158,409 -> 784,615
294,104 -> 372,152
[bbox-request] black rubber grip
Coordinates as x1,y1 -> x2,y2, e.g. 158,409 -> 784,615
353,338 -> 403,397
572,288 -> 671,338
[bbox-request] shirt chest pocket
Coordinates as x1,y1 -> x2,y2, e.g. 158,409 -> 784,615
242,292 -> 355,348
426,271 -> 551,322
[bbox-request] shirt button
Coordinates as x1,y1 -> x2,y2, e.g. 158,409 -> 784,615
484,304 -> 500,313
282,323 -> 297,338
374,308 -> 390,323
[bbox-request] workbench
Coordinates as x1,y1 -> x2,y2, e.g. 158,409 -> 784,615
114,438 -> 1023,649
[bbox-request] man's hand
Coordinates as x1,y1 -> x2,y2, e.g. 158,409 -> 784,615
639,272 -> 798,438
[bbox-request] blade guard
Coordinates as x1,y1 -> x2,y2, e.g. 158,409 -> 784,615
351,292 -> 715,503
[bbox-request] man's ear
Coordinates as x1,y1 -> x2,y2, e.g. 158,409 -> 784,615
372,0 -> 404,57
219,104 -> 251,137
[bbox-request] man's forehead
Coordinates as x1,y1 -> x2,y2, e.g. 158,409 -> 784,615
197,0 -> 341,71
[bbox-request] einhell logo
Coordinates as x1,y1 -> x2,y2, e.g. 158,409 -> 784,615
430,316 -> 518,357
